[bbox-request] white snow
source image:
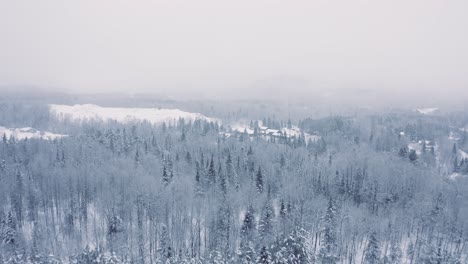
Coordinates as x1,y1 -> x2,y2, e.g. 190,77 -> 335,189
0,126 -> 66,140
281,126 -> 320,142
408,142 -> 422,155
416,107 -> 439,115
449,131 -> 460,141
230,121 -> 320,143
448,172 -> 463,180
49,104 -> 215,125
459,150 -> 468,159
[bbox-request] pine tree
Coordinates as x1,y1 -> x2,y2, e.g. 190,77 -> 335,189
241,206 -> 255,241
26,182 -> 37,222
280,199 -> 287,219
398,147 -> 408,158
185,151 -> 192,164
257,246 -> 271,264
406,242 -> 415,264
364,231 -> 381,264
11,169 -> 23,227
107,213 -> 121,236
2,211 -> 16,245
270,228 -> 310,264
195,163 -> 204,197
63,211 -> 74,237
388,239 -> 402,264
215,199 -> 232,255
181,128 -> 186,141
418,239 -> 440,264
256,166 -> 264,193
137,194 -> 144,264
247,146 -> 253,155
159,224 -> 170,261
453,156 -> 459,172
207,156 -> 216,187
408,149 -> 418,162
429,192 -> 444,230
162,165 -> 170,186
226,152 -> 235,185
219,169 -> 227,196
144,139 -> 149,155
30,221 -> 41,263
135,147 -> 141,165
259,202 -> 274,245
318,198 -> 338,264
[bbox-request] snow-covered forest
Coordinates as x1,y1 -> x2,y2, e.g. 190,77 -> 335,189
0,100 -> 467,264
3,0 -> 468,261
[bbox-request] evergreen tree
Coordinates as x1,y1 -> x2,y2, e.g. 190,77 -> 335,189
11,169 -> 23,227
162,165 -> 170,186
135,147 -> 141,165
256,166 -> 264,193
259,201 -> 274,245
318,198 -> 338,264
136,194 -> 144,264
215,199 -> 232,255
409,149 -> 418,162
241,206 -> 255,241
398,147 -> 408,158
257,246 -> 271,264
364,231 -> 381,264
219,169 -> 227,196
159,224 -> 170,261
270,228 -> 310,264
428,192 -> 444,230
453,156 -> 459,172
2,211 -> 16,246
226,152 -> 235,185
388,239 -> 402,264
207,156 -> 216,187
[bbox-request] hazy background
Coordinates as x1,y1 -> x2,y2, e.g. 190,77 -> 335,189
1,0 -> 467,105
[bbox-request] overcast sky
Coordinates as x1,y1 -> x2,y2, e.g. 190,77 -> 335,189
1,0 -> 467,102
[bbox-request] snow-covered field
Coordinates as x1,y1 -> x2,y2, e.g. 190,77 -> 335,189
49,104 -> 215,125
0,126 -> 66,140
416,107 -> 439,115
230,121 -> 320,143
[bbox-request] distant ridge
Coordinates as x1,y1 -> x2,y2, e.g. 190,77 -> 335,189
49,104 -> 215,125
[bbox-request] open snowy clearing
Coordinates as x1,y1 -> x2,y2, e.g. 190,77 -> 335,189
0,126 -> 66,140
49,104 -> 215,125
416,107 -> 439,115
230,121 -> 320,142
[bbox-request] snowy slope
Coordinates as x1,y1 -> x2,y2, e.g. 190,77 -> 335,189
0,126 -> 66,140
416,107 -> 439,115
49,104 -> 215,125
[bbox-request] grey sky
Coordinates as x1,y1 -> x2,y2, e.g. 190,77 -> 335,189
1,0 -> 467,102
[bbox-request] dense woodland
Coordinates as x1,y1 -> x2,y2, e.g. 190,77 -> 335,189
1,102 -> 468,263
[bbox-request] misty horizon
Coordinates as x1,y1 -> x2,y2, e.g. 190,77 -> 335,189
1,0 -> 468,105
